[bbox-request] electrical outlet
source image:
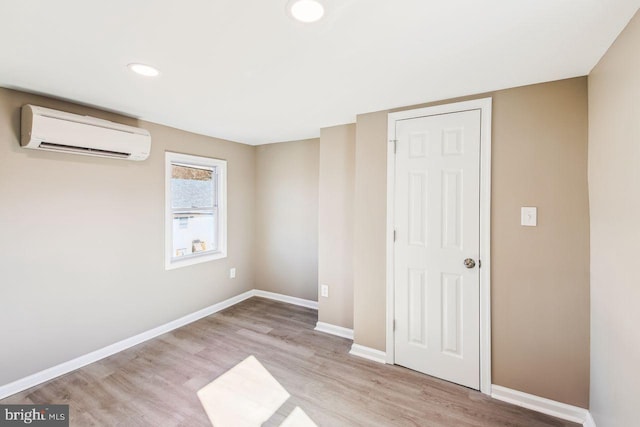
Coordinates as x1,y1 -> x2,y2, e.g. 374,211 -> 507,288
320,284 -> 329,298
229,268 -> 236,279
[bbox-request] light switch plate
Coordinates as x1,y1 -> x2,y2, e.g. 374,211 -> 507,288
320,285 -> 329,298
521,207 -> 537,226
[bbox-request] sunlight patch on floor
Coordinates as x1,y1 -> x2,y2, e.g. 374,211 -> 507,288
197,355 -> 316,426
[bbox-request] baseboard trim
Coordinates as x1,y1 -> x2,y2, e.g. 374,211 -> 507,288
491,385 -> 593,426
314,322 -> 354,339
349,344 -> 387,364
253,290 -> 318,310
583,413 -> 597,427
0,290 -> 262,400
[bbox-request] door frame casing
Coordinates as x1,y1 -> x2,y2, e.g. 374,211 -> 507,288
385,98 -> 492,395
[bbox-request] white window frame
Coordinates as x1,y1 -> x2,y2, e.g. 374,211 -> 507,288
165,151 -> 227,270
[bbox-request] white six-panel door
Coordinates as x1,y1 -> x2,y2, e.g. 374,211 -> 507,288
393,109 -> 481,389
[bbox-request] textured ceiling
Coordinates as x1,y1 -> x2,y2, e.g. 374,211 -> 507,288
0,0 -> 638,144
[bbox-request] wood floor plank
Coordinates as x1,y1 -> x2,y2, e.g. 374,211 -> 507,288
1,297 -> 579,426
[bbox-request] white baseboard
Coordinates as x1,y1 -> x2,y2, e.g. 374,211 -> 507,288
491,385 -> 593,426
253,290 -> 318,310
583,412 -> 597,427
314,322 -> 354,339
0,289 -> 321,400
349,344 -> 387,364
0,290 -> 255,400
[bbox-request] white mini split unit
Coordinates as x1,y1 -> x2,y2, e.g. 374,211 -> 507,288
21,104 -> 151,161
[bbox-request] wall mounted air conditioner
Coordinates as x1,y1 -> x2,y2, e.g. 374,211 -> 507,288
21,104 -> 151,161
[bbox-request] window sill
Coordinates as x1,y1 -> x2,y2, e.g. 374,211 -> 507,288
165,250 -> 227,270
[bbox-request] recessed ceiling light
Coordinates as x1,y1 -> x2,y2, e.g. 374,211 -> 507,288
288,0 -> 324,23
127,63 -> 160,77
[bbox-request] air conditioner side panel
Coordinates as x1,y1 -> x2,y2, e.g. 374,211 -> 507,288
20,104 -> 37,148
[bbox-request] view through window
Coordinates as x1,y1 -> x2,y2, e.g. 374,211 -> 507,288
165,152 -> 227,269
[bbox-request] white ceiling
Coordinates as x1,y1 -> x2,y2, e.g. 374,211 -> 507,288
1,1 -> 638,145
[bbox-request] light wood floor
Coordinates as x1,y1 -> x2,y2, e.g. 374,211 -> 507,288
2,297 -> 579,426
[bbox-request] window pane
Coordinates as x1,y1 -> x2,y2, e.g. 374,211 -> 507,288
171,164 -> 215,209
172,211 -> 218,259
165,152 -> 226,270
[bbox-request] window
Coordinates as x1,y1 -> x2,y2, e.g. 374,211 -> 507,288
165,152 -> 227,269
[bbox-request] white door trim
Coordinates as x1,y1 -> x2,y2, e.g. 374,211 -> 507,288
386,97 -> 492,395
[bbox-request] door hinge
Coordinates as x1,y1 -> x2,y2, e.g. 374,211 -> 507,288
393,319 -> 396,331
393,229 -> 397,242
390,139 -> 397,153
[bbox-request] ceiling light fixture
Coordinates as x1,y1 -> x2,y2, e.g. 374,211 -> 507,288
127,63 -> 160,77
288,0 -> 324,23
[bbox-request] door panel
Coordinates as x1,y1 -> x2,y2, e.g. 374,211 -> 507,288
408,172 -> 428,246
408,268 -> 427,347
394,109 -> 481,390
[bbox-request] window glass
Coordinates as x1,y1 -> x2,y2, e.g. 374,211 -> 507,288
165,153 -> 227,269
171,165 -> 215,209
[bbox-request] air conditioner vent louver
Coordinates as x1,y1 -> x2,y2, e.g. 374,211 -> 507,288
21,104 -> 151,161
39,142 -> 130,158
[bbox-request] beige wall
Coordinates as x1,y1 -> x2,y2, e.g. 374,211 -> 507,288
353,111 -> 389,347
588,11 -> 640,426
0,88 -> 256,386
318,124 -> 355,328
352,77 -> 590,407
254,139 -> 319,301
491,78 -> 590,408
